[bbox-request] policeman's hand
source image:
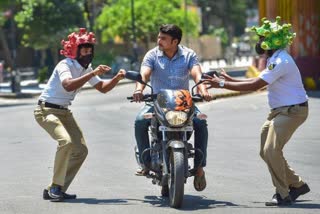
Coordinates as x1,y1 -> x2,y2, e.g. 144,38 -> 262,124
92,65 -> 111,76
115,69 -> 126,81
219,68 -> 232,81
203,74 -> 221,89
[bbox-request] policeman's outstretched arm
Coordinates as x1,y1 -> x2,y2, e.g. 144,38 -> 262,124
205,75 -> 268,91
62,65 -> 111,92
94,68 -> 126,93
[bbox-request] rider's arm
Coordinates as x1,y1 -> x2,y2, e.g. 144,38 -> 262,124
190,65 -> 211,101
135,65 -> 152,92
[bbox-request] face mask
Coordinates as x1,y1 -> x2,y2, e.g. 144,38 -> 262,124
77,54 -> 93,68
255,42 -> 265,55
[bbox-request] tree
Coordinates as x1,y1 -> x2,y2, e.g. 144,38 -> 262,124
95,0 -> 199,46
0,0 -> 17,69
14,0 -> 86,50
197,0 -> 249,44
12,0 -> 88,70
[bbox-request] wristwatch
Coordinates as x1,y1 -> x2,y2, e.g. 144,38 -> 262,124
219,79 -> 225,88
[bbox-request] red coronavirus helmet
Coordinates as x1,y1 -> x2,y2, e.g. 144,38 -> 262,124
60,28 -> 96,59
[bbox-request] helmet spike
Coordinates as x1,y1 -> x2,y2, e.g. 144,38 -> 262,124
251,16 -> 296,50
60,28 -> 96,59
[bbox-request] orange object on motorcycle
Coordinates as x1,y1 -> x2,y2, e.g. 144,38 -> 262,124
174,90 -> 193,111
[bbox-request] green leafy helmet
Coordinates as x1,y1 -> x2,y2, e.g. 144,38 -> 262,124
251,16 -> 296,50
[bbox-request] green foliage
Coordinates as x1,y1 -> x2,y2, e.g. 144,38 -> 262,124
91,51 -> 114,68
0,0 -> 13,26
197,0 -> 250,44
95,0 -> 199,43
14,0 -> 86,50
209,27 -> 229,48
0,15 -> 5,26
37,66 -> 48,83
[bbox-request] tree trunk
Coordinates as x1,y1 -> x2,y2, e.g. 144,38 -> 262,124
0,28 -> 13,68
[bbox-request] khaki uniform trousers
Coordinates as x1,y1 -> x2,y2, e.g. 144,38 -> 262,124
34,105 -> 88,192
260,104 -> 308,199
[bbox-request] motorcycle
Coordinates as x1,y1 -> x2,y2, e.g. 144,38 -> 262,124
125,70 -> 217,208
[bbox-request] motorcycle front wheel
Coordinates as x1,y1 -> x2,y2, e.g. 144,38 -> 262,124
169,148 -> 185,208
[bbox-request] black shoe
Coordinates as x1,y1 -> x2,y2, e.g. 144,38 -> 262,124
46,186 -> 64,202
62,192 -> 77,199
43,189 -> 77,201
161,185 -> 169,197
265,193 -> 292,206
289,183 -> 310,201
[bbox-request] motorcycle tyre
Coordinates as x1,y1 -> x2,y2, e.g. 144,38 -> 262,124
169,148 -> 185,208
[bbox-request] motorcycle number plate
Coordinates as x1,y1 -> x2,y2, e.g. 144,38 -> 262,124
159,126 -> 193,132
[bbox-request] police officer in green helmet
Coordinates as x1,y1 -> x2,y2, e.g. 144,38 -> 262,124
204,16 -> 310,206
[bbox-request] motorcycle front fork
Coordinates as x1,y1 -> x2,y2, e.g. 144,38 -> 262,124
160,129 -> 190,185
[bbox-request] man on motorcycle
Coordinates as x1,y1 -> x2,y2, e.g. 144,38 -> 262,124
132,24 -> 212,192
34,28 -> 126,202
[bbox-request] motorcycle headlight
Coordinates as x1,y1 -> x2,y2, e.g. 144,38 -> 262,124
165,111 -> 188,126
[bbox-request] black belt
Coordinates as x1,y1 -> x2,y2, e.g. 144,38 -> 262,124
272,101 -> 308,110
38,100 -> 67,110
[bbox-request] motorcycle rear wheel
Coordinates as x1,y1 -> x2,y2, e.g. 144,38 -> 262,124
169,148 -> 185,208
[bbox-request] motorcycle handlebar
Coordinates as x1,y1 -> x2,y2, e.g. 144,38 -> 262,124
127,94 -> 157,102
192,94 -> 204,102
127,94 -> 204,102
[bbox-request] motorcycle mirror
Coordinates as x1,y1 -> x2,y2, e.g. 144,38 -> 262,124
201,70 -> 219,79
125,70 -> 146,85
125,70 -> 154,95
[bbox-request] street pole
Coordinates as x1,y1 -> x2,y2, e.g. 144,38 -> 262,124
131,0 -> 138,68
184,0 -> 189,47
9,10 -> 20,93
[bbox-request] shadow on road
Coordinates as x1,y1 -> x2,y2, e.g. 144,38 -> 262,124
61,197 -> 319,211
60,195 -> 239,210
143,195 -> 239,210
63,198 -> 134,205
288,200 -> 320,209
251,200 -> 320,209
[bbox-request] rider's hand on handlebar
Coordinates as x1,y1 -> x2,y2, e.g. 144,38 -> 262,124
133,90 -> 144,102
219,68 -> 232,81
201,91 -> 215,101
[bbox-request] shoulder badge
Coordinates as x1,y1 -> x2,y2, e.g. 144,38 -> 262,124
268,63 -> 276,70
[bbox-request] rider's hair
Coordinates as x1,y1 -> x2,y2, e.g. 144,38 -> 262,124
159,24 -> 182,44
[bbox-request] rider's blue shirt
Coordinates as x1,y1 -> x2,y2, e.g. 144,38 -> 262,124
141,45 -> 200,94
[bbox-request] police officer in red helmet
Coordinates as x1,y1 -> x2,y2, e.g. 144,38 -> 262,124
34,28 -> 126,202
